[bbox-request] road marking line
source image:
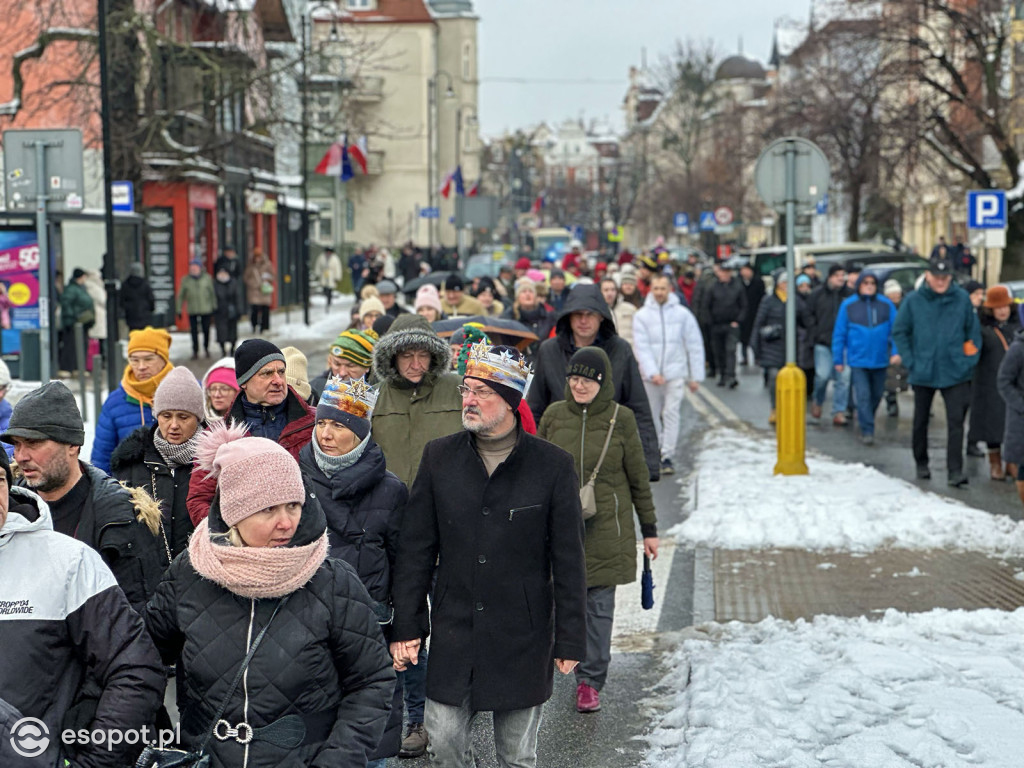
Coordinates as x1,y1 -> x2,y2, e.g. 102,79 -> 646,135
696,384 -> 744,424
686,389 -> 721,427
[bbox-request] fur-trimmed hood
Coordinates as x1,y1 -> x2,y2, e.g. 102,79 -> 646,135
372,313 -> 452,387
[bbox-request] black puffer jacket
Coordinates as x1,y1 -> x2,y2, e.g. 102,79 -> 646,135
143,495 -> 395,768
527,285 -> 660,480
298,437 -> 407,760
706,277 -> 747,325
111,423 -> 197,567
751,291 -> 812,369
17,463 -> 165,614
806,281 -> 853,347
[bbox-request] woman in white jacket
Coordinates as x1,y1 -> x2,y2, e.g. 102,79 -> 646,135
631,274 -> 706,473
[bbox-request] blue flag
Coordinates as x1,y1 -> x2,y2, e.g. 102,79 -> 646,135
340,144 -> 354,182
453,165 -> 465,196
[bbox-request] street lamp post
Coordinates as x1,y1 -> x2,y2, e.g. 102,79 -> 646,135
300,1 -> 341,325
428,70 -> 456,253
455,104 -> 476,261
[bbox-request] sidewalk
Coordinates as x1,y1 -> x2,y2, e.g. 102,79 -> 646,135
677,413 -> 1024,625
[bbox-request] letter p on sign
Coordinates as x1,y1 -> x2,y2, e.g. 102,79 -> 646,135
967,190 -> 1006,229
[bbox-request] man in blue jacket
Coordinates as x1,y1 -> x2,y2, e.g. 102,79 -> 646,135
893,257 -> 981,487
832,273 -> 900,446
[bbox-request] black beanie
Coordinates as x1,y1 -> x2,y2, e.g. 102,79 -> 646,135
567,347 -> 606,384
235,339 -> 285,386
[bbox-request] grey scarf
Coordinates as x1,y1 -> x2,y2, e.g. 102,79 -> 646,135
313,431 -> 370,477
153,428 -> 202,468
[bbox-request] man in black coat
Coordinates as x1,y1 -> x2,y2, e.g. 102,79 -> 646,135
121,262 -> 156,330
706,262 -> 747,387
806,263 -> 853,425
528,285 -> 661,480
2,382 -> 164,613
739,263 -> 765,366
391,344 -> 586,767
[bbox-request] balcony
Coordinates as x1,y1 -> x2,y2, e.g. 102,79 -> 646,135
350,75 -> 384,103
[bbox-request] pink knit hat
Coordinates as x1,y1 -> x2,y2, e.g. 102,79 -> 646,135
153,366 -> 205,420
414,284 -> 442,314
196,422 -> 305,527
206,366 -> 239,392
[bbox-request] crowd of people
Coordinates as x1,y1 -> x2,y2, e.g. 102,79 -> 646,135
0,240 -> 700,768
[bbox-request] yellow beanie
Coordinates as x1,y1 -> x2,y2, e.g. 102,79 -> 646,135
128,327 -> 172,362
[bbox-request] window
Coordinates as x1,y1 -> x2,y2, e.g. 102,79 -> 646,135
462,42 -> 473,80
346,0 -> 373,8
318,209 -> 333,241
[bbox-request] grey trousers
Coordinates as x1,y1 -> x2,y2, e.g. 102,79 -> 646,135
575,586 -> 616,691
425,696 -> 543,768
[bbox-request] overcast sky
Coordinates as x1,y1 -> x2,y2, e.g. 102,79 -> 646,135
474,0 -> 810,137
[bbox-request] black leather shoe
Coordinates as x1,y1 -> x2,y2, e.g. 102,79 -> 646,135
916,465 -> 931,480
948,473 -> 969,488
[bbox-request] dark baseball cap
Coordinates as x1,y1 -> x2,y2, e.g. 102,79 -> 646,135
928,258 -> 953,275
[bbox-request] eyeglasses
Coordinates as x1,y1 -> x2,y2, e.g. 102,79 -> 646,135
207,385 -> 236,397
457,384 -> 496,400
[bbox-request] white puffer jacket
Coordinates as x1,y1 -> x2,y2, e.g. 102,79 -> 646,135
633,292 -> 706,382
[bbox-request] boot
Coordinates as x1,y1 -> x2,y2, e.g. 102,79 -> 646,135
1017,481 -> 1024,507
989,449 -> 1006,481
768,409 -> 777,425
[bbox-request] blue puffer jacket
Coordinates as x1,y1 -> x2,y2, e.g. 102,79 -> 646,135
0,399 -> 12,459
832,290 -> 897,369
893,282 -> 981,388
91,386 -> 153,473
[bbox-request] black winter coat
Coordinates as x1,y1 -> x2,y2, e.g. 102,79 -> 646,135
17,463 -> 165,614
706,277 -> 747,325
298,439 -> 407,760
143,498 -> 396,768
121,275 -> 155,329
526,285 -> 661,480
969,315 -> 1020,444
391,427 -> 587,712
213,277 -> 240,344
740,277 -> 766,345
751,291 -> 811,369
807,282 -> 853,347
110,424 -> 197,567
997,330 -> 1024,464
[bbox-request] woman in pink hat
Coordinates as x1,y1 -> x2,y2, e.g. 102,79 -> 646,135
201,357 -> 240,423
144,422 -> 395,767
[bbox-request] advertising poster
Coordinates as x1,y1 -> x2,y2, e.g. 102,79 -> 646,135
0,228 -> 41,354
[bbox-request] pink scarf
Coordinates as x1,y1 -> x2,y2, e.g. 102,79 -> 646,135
188,518 -> 329,599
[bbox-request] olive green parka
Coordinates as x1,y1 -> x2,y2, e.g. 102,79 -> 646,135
537,347 -> 657,587
370,314 -> 464,488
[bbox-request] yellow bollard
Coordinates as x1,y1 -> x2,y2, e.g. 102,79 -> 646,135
774,362 -> 809,475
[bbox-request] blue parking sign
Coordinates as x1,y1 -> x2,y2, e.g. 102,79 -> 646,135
673,212 -> 689,229
967,190 -> 1006,229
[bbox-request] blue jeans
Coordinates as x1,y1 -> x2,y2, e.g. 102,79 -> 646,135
425,696 -> 543,768
851,367 -> 887,436
400,647 -> 427,723
813,344 -> 851,413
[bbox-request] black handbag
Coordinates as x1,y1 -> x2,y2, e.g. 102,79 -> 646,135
135,597 -> 289,768
758,323 -> 783,342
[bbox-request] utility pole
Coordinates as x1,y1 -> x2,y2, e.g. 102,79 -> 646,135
98,0 -> 121,393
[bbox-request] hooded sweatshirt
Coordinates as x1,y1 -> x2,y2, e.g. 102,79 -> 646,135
832,275 -> 898,369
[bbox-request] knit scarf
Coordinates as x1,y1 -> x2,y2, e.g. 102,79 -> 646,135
775,288 -> 788,302
153,428 -> 202,468
313,430 -> 369,476
122,360 -> 174,406
188,518 -> 329,599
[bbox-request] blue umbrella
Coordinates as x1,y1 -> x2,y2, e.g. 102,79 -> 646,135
641,555 -> 655,610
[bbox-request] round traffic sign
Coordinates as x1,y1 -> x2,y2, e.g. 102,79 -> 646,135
714,206 -> 734,226
754,137 -> 830,214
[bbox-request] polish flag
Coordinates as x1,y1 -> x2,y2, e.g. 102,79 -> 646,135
439,170 -> 453,199
530,190 -> 546,215
467,180 -> 479,197
314,142 -> 343,176
348,135 -> 369,175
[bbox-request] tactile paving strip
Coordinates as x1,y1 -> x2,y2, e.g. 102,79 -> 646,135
714,549 -> 1024,623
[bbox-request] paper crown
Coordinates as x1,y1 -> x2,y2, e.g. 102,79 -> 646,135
320,375 -> 379,420
463,343 -> 531,394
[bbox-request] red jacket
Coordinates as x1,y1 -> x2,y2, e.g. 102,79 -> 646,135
186,387 -> 315,525
518,400 -> 537,434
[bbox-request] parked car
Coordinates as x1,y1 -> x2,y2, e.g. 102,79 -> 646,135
465,251 -> 516,279
814,251 -> 929,272
861,262 -> 929,294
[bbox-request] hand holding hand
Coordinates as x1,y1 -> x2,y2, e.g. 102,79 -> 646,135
389,639 -> 422,671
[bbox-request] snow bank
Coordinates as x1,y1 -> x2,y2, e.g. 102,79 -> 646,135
672,428 -> 1024,555
644,608 -> 1024,768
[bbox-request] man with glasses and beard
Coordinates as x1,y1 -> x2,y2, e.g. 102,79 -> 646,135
390,344 -> 586,768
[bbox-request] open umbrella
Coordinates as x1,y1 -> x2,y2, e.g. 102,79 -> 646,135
431,315 -> 539,352
401,271 -> 453,296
